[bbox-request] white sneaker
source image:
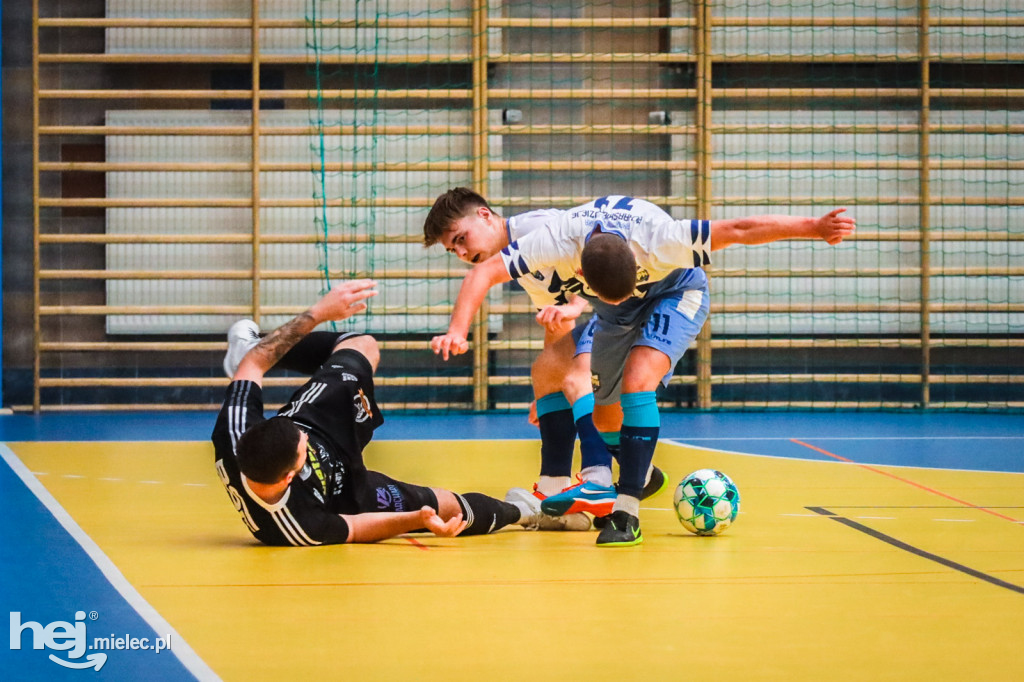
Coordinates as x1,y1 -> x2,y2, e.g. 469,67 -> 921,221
223,319 -> 261,378
505,487 -> 591,532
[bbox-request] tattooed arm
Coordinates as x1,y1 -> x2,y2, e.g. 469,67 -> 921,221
232,280 -> 378,385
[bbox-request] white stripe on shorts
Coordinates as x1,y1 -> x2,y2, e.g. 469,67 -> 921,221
676,289 -> 704,320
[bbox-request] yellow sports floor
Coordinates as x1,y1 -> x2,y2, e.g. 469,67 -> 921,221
9,439 -> 1024,681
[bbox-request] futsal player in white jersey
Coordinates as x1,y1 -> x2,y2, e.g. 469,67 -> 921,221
423,189 -> 669,521
429,190 -> 855,546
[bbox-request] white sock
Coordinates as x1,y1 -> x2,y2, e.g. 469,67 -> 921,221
510,501 -> 534,525
536,475 -> 571,497
644,463 -> 654,487
580,465 -> 613,487
612,494 -> 640,517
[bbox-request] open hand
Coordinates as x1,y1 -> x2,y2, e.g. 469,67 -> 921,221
310,279 -> 378,322
816,208 -> 856,245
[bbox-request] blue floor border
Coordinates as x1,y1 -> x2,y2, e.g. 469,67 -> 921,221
0,445 -> 217,681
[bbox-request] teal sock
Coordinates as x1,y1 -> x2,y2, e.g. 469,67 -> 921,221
618,392 -> 659,498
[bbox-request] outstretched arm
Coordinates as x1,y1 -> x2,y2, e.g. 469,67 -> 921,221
342,507 -> 467,543
431,255 -> 512,360
710,208 -> 855,251
233,279 -> 378,385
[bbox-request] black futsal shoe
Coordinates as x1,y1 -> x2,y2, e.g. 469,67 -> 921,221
640,465 -> 668,500
595,510 -> 643,547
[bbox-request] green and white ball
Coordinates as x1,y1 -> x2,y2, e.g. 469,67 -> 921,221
673,469 -> 741,536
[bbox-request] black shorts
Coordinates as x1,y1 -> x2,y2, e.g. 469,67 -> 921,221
344,470 -> 439,515
281,348 -> 438,516
279,348 -> 385,460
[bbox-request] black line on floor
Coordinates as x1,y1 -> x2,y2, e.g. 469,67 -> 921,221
825,506 -> 1024,510
823,501 -> 1024,507
806,506 -> 1024,595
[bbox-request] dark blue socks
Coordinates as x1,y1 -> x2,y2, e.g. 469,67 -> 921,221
571,394 -> 613,471
536,392 -> 575,478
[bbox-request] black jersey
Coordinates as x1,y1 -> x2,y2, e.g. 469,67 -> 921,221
211,349 -> 385,546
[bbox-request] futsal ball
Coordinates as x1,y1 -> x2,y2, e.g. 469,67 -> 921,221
673,469 -> 741,536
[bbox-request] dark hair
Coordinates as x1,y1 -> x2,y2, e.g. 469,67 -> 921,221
422,187 -> 493,247
236,417 -> 302,484
581,233 -> 636,302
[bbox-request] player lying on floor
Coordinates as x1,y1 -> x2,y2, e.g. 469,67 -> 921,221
212,279 -> 589,546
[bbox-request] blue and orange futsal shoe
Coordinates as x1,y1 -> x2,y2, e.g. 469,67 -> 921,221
540,478 -> 617,517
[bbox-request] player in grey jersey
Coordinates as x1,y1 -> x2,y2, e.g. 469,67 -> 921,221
428,190 -> 854,546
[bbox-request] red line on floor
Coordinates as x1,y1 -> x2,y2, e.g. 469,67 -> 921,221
404,537 -> 430,550
790,438 -> 1021,524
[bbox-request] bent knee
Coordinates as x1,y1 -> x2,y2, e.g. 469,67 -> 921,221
561,355 -> 593,403
531,349 -> 568,392
593,403 -> 623,432
334,334 -> 380,372
432,488 -> 461,519
532,335 -> 578,379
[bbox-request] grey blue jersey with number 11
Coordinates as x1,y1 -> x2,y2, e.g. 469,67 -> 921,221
500,196 -> 713,404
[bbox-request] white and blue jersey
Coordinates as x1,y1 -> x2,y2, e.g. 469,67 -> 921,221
500,196 -> 713,404
505,208 -> 581,309
501,196 -> 711,326
507,209 -> 598,358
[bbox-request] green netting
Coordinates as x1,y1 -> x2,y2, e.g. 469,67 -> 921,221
303,0 -> 1023,411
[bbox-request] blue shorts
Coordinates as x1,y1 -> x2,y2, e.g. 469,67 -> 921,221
574,286 -> 710,405
571,316 -> 596,355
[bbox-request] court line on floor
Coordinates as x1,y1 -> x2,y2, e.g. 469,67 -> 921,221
826,506 -> 1024,509
791,438 -> 1022,524
0,444 -> 220,681
138,570 -> 1006,589
26,469 -> 434,551
658,438 -> 1024,475
807,506 -> 1024,595
686,436 -> 1024,441
30,471 -> 210,488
